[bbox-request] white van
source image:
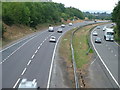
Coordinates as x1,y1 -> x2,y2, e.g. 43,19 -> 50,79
48,26 -> 54,32
104,28 -> 114,41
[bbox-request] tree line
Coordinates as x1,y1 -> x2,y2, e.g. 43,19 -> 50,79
112,1 -> 120,42
1,2 -> 85,38
2,2 -> 84,27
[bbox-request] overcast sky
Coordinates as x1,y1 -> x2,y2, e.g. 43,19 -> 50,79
53,0 -> 118,13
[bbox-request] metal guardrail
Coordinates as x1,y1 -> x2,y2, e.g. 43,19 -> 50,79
70,23 -> 97,89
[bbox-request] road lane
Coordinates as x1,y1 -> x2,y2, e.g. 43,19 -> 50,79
91,24 -> 119,88
2,21 -> 97,88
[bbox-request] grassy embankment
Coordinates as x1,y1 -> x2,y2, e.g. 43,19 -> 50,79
1,19 -> 83,49
59,23 -> 107,88
1,22 -> 62,48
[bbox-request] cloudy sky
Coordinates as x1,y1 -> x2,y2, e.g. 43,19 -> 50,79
52,0 -> 118,13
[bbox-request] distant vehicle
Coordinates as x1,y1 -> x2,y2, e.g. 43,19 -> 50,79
57,28 -> 62,33
18,78 -> 38,88
61,24 -> 65,28
97,26 -> 100,29
93,31 -> 98,36
95,37 -> 102,43
49,36 -> 56,43
104,28 -> 114,41
48,26 -> 54,32
103,26 -> 107,31
94,20 -> 97,22
69,23 -> 73,26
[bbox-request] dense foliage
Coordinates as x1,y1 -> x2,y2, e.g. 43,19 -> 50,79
2,2 -> 84,27
112,1 -> 120,42
84,12 -> 111,20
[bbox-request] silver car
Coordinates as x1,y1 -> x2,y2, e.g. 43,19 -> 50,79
93,31 -> 98,36
49,36 -> 56,43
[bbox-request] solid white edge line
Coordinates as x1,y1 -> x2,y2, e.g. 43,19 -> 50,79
0,31 -> 47,64
13,78 -> 21,88
21,68 -> 27,75
27,60 -> 32,66
0,30 -> 46,52
91,28 -> 120,88
115,41 -> 120,47
1,35 -> 37,64
47,30 -> 67,88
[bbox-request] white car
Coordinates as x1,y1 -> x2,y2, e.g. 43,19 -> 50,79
103,26 -> 106,31
49,36 -> 56,42
48,26 -> 54,32
97,26 -> 100,29
93,31 -> 98,36
61,24 -> 65,28
57,28 -> 63,33
69,23 -> 73,26
18,78 -> 38,88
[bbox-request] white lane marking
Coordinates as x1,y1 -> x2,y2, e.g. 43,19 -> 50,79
21,68 -> 27,75
115,54 -> 117,57
13,78 -> 21,88
47,29 -> 68,88
35,50 -> 38,54
115,41 -> 120,47
40,43 -> 43,46
1,35 -> 37,64
0,30 -> 46,52
108,47 -> 110,50
38,46 -> 41,49
91,58 -> 97,65
31,54 -> 35,59
91,28 -> 120,88
27,60 -> 32,66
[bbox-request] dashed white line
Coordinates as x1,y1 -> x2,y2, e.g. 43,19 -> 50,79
27,60 -> 32,66
115,54 -> 117,57
13,78 -> 21,88
35,50 -> 38,54
40,43 -> 43,46
31,54 -> 35,59
21,68 -> 27,75
38,46 -> 41,49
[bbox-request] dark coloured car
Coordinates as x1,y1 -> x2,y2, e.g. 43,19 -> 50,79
95,37 -> 102,43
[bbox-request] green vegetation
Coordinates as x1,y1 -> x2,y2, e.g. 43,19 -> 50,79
112,1 -> 120,44
84,12 -> 111,20
2,2 -> 85,38
2,2 -> 84,27
73,26 -> 93,68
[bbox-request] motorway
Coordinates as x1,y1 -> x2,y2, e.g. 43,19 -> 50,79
1,21 -> 96,88
91,24 -> 119,88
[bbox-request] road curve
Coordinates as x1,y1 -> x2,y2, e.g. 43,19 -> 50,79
91,23 -> 119,88
1,21 -> 100,88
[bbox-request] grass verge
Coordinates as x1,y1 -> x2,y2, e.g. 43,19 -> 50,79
59,23 -> 107,88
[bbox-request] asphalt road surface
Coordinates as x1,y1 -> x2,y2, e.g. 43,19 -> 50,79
91,23 -> 119,88
1,21 -> 98,88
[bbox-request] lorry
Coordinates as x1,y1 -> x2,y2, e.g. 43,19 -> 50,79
104,28 -> 114,41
